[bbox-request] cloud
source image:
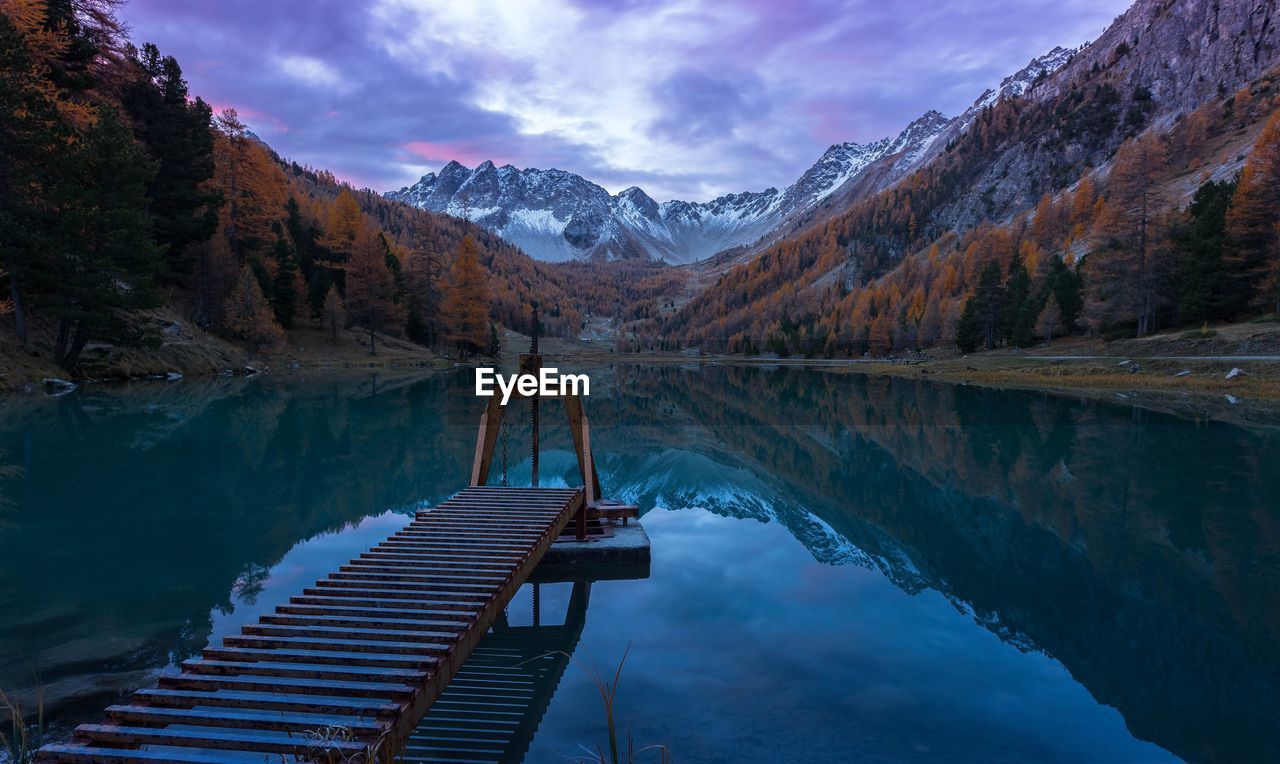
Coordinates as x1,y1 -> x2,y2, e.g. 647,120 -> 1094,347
648,68 -> 772,143
277,55 -> 349,93
369,0 -> 765,199
399,140 -> 518,170
120,0 -> 1132,202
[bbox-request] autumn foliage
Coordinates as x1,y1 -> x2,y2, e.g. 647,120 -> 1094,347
647,72 -> 1280,356
442,236 -> 491,358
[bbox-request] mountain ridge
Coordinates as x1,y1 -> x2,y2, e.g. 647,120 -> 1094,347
386,109 -> 954,264
385,37 -> 1087,267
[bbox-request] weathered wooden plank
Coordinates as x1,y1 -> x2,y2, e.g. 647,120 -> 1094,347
406,522 -> 542,533
36,745 -> 242,764
358,553 -> 516,568
330,565 -> 504,583
104,703 -> 385,735
394,531 -> 539,542
243,624 -> 460,644
182,657 -> 427,684
413,514 -> 545,525
201,645 -> 439,670
384,535 -> 531,546
275,603 -> 474,622
334,564 -> 513,581
158,672 -> 416,698
132,687 -> 401,716
325,565 -> 504,583
317,579 -> 499,595
260,613 -> 467,632
289,594 -> 483,611
339,560 -> 516,576
432,500 -> 567,509
429,505 -> 565,514
301,586 -> 491,602
221,634 -> 450,656
74,723 -> 368,756
393,531 -> 541,543
374,544 -> 528,558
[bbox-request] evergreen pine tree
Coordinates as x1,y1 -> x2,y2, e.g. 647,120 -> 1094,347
954,297 -> 981,353
1002,255 -> 1034,347
270,235 -> 300,329
974,261 -> 1005,350
1045,256 -> 1084,332
45,108 -> 167,372
120,43 -> 219,275
1177,178 -> 1236,324
405,248 -> 442,348
0,11 -> 72,347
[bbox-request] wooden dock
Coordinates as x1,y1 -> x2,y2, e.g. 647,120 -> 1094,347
37,486 -> 585,763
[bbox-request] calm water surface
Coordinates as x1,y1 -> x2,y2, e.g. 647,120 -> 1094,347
0,365 -> 1277,763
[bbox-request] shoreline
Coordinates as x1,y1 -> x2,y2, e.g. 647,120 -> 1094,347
8,322 -> 1280,427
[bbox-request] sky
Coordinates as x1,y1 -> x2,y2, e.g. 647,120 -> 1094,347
119,0 -> 1132,202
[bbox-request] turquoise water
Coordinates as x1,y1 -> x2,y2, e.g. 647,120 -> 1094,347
1,366 -> 1277,762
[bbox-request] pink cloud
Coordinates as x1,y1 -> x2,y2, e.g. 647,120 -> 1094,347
401,140 -> 514,169
804,102 -> 863,145
205,101 -> 290,134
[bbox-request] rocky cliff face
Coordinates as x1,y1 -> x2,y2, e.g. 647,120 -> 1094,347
1047,0 -> 1279,113
916,0 -> 1280,230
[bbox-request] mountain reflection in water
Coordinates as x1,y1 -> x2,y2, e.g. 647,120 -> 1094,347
0,366 -> 1275,762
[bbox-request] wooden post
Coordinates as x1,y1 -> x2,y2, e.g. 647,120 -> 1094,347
577,412 -> 594,540
530,305 -> 540,487
470,396 -> 506,486
562,394 -> 601,502
521,351 -> 541,488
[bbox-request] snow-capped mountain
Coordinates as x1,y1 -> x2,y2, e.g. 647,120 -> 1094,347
386,111 -> 951,264
967,45 -> 1075,121
383,44 -> 1082,265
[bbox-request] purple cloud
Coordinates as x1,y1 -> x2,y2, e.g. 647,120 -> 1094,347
119,0 -> 1130,201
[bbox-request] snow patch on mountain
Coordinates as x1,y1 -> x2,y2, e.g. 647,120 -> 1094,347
968,46 -> 1076,120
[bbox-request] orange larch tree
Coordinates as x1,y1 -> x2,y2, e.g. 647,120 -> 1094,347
1224,111 -> 1280,314
442,235 -> 491,358
345,224 -> 402,355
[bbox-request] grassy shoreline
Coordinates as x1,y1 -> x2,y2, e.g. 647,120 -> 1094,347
532,321 -> 1280,426
7,320 -> 1280,427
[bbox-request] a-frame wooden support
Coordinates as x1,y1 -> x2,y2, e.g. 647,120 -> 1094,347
470,358 -> 602,539
470,392 -> 598,501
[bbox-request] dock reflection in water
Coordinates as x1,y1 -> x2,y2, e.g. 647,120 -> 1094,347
400,557 -> 647,764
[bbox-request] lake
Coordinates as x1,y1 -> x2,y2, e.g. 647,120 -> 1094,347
1,365 -> 1277,762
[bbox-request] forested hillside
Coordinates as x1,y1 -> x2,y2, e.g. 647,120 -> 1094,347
9,0 -> 1280,376
652,0 -> 1280,356
0,0 -> 685,378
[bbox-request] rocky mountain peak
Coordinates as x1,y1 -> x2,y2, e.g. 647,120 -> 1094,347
617,186 -> 660,220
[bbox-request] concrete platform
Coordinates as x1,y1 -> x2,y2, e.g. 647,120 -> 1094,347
531,522 -> 651,583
